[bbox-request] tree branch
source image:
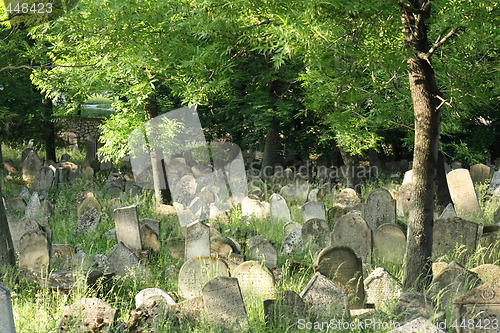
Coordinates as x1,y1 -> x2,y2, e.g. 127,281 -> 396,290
0,62 -> 97,72
417,27 -> 458,61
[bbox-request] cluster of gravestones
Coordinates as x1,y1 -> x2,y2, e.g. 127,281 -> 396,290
2,146 -> 500,332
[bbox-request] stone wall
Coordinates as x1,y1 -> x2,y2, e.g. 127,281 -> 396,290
57,118 -> 103,144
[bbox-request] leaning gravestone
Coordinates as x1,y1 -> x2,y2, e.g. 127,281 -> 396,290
8,216 -> 42,253
264,290 -> 306,326
184,221 -> 210,262
363,188 -> 396,230
471,264 -> 500,286
281,228 -> 303,255
241,196 -> 270,219
25,192 -> 41,218
18,230 -> 50,272
438,203 -> 457,219
135,288 -> 176,308
107,242 -> 142,277
232,261 -> 276,306
364,267 -> 403,310
373,223 -> 406,267
469,163 -> 492,185
299,272 -> 349,318
247,235 -> 277,268
270,193 -> 291,223
302,218 -> 331,253
202,276 -> 248,330
446,169 -> 482,220
178,257 -> 229,299
313,246 -> 365,309
32,166 -> 56,194
0,283 -> 16,333
113,205 -> 142,252
331,213 -> 372,266
300,201 -> 326,222
74,208 -> 101,235
22,149 -> 42,181
59,298 -> 117,332
452,282 -> 500,333
432,217 -> 481,259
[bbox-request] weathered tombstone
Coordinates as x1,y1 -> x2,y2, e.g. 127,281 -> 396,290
299,272 -> 349,318
432,262 -> 449,280
490,171 -> 500,195
469,163 -> 492,185
300,201 -> 326,222
232,261 -> 276,305
241,197 -> 270,219
22,149 -> 42,181
32,166 -> 56,194
447,169 -> 482,220
0,283 -> 16,333
335,188 -> 361,207
74,208 -> 101,235
471,264 -> 500,286
135,288 -> 176,308
25,191 -> 41,218
281,228 -> 303,255
184,221 -> 210,262
389,317 -> 446,333
8,216 -> 42,253
432,217 -> 481,259
105,172 -> 125,194
18,230 -> 50,272
395,291 -> 436,323
363,188 -> 396,230
269,193 -> 291,223
113,205 -> 142,252
308,188 -> 319,201
84,137 -> 97,163
438,202 -> 457,219
247,235 -> 277,268
429,261 -> 482,305
141,224 -> 160,252
19,186 -> 30,202
58,298 -> 117,332
396,183 -> 412,218
313,246 -> 365,309
178,257 -> 229,299
60,153 -> 70,162
364,267 -> 403,310
77,197 -> 101,217
202,276 -> 248,330
264,290 -> 306,326
107,242 -> 142,277
283,221 -> 302,235
402,170 -> 413,185
331,213 -> 372,266
175,174 -> 197,204
373,223 -> 406,267
452,282 -> 500,333
302,218 -> 331,253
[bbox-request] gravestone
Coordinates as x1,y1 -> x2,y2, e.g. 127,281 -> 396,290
432,217 -> 481,259
335,188 -> 361,207
75,208 -> 101,234
313,246 -> 365,309
135,288 -> 176,308
395,291 -> 436,323
302,218 -> 331,253
432,262 -> 449,280
308,188 -> 319,201
438,203 -> 457,219
178,257 -> 229,299
299,272 -> 349,318
447,169 -> 482,220
22,149 -> 42,181
141,224 -> 160,252
18,230 -> 50,272
490,171 -> 500,194
471,264 -> 500,286
6,198 -> 25,212
0,283 -> 16,333
25,192 -> 41,218
402,170 -> 413,185
363,188 -> 396,230
453,282 -> 500,333
58,298 -> 117,332
184,221 -> 210,262
396,183 -> 412,218
300,201 -> 326,222
77,197 -> 101,217
32,166 -> 56,194
241,197 -> 270,219
107,242 -> 142,277
373,223 -> 406,267
113,205 -> 142,252
232,261 -> 276,305
283,221 -> 302,235
331,213 -> 372,266
175,174 -> 197,204
8,216 -> 42,253
270,193 -> 291,223
202,276 -> 248,330
364,267 -> 403,310
19,186 -> 30,202
84,137 -> 97,163
105,172 -> 125,194
281,228 -> 303,255
247,235 -> 277,268
264,290 -> 306,326
469,163 -> 492,185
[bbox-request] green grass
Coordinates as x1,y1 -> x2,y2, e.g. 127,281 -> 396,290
1,144 -> 499,332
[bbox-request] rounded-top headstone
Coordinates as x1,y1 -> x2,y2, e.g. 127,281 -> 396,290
247,235 -> 277,268
178,256 -> 229,299
373,223 -> 406,267
135,288 -> 176,308
302,218 -> 331,252
270,193 -> 291,223
58,298 -> 117,332
446,169 -> 482,220
331,213 -> 372,266
335,188 -> 361,207
232,261 -> 276,305
363,188 -> 396,230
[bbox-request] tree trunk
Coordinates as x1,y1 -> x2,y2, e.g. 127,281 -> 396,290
261,117 -> 280,177
42,98 -> 56,162
402,0 -> 443,291
339,147 -> 361,195
435,151 -> 452,213
0,180 -> 16,267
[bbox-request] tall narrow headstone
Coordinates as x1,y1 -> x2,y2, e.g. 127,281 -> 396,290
184,221 -> 210,262
113,205 -> 142,252
331,213 -> 372,266
0,283 -> 16,333
202,276 -> 248,330
446,169 -> 482,220
270,193 -> 291,223
363,188 -> 396,230
300,201 -> 326,222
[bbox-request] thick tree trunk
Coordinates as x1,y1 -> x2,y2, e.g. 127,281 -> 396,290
339,147 -> 361,195
435,151 -> 452,213
261,117 -> 280,177
401,0 -> 443,291
42,98 -> 56,162
0,181 -> 16,268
